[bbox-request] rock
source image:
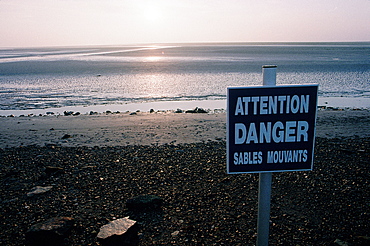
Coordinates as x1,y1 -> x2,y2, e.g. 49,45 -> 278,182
97,217 -> 139,246
63,111 -> 74,116
126,195 -> 163,210
61,134 -> 71,139
25,217 -> 74,246
149,109 -> 155,113
185,107 -> 208,113
175,108 -> 183,113
27,186 -> 53,197
334,239 -> 349,246
129,112 -> 137,115
45,166 -> 64,175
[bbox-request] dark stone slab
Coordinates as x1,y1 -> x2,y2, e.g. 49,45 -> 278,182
26,217 -> 74,246
126,195 -> 163,210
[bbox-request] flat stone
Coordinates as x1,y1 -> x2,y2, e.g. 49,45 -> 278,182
45,166 -> 64,175
26,217 -> 74,246
97,217 -> 139,246
27,186 -> 53,197
126,195 -> 163,210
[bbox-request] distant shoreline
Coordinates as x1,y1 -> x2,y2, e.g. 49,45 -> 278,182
1,41 -> 370,49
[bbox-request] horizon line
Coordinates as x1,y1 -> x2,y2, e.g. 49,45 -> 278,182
1,41 -> 370,49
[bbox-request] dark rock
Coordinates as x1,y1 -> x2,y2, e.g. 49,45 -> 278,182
185,107 -> 208,113
72,112 -> 80,116
175,108 -> 183,113
61,134 -> 71,139
149,109 -> 155,113
97,217 -> 139,246
126,195 -> 163,210
26,217 -> 74,246
63,111 -> 74,116
129,112 -> 137,115
45,166 -> 64,175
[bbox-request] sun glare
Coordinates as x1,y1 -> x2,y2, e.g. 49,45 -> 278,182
144,7 -> 162,22
144,56 -> 162,62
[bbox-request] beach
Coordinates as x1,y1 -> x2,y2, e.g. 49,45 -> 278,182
1,109 -> 370,148
1,109 -> 369,245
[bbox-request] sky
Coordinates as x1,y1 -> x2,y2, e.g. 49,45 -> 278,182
0,0 -> 369,48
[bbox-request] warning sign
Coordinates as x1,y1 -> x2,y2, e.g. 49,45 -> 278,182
227,84 -> 318,174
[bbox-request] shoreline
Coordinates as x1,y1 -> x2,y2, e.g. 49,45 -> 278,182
0,109 -> 369,149
1,97 -> 369,117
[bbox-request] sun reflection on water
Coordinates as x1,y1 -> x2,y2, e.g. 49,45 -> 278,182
144,56 -> 162,62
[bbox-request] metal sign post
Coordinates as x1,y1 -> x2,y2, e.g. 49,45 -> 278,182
257,65 -> 276,246
226,65 -> 318,245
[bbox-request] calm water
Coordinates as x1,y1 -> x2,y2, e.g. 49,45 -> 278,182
0,42 -> 369,111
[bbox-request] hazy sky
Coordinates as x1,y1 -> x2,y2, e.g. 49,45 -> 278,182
1,0 -> 369,47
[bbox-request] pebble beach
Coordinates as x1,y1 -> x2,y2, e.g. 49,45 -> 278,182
1,109 -> 369,245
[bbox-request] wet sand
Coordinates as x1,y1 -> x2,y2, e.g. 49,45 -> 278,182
1,110 -> 369,148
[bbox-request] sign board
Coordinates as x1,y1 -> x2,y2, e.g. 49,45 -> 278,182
227,84 -> 318,174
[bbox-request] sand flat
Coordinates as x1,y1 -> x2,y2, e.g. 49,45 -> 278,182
0,110 -> 369,148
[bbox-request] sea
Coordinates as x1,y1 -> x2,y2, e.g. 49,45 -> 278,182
0,42 -> 369,116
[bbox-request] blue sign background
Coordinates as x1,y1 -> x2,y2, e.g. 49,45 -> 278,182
227,85 -> 318,174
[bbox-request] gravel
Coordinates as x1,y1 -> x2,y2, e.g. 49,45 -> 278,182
1,137 -> 369,245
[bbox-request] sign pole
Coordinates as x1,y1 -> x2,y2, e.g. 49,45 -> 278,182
256,65 -> 277,246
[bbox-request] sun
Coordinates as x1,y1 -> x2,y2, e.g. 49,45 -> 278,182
143,7 -> 162,22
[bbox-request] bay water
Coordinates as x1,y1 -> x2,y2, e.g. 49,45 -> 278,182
0,42 -> 369,115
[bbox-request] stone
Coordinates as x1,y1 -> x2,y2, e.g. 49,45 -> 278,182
97,217 -> 139,246
334,239 -> 349,246
63,111 -> 74,116
26,217 -> 74,246
45,166 -> 64,175
185,107 -> 208,113
27,186 -> 53,197
61,134 -> 71,139
126,195 -> 163,210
